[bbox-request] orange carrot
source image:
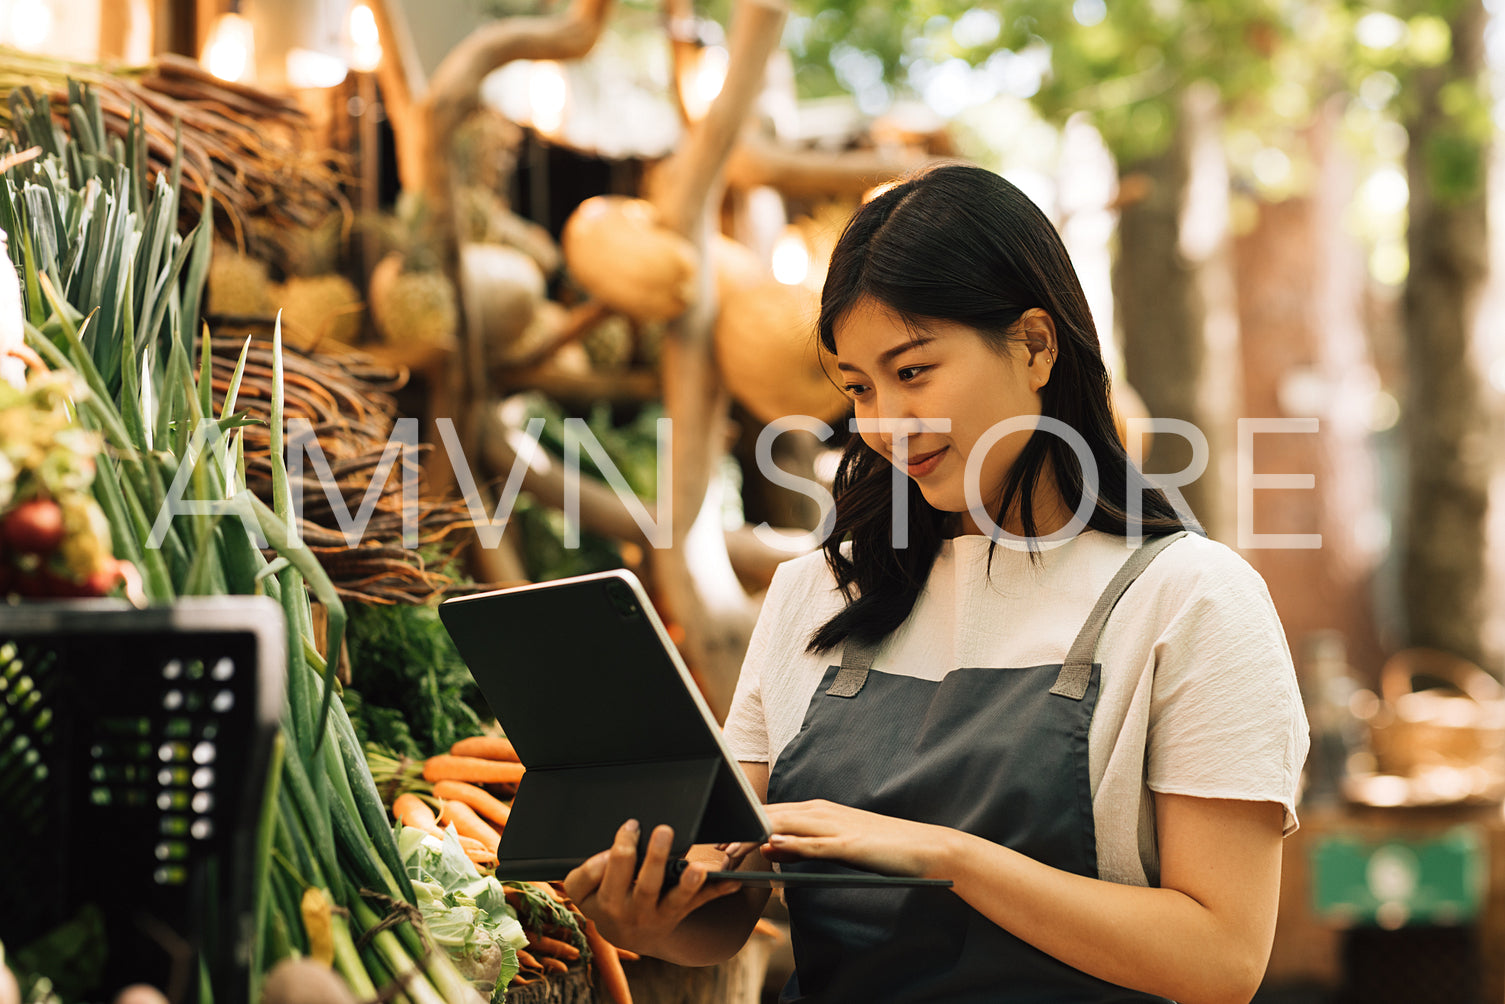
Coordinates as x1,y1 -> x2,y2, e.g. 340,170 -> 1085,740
392,793 -> 446,840
540,957 -> 568,974
456,834 -> 490,854
515,950 -> 542,971
459,834 -> 498,866
582,916 -> 632,1004
423,754 -> 525,786
533,880 -> 568,902
615,948 -> 640,962
465,847 -> 498,867
432,780 -> 512,829
527,933 -> 581,961
449,736 -> 520,762
437,799 -> 501,853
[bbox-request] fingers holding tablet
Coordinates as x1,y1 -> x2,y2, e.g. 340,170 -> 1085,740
565,821 -> 745,956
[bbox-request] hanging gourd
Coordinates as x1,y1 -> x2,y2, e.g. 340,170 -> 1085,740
714,279 -> 849,426
561,196 -> 698,323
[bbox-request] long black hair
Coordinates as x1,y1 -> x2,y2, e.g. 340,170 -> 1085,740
808,163 -> 1193,654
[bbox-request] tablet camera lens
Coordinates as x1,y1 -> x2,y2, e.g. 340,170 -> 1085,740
607,581 -> 641,619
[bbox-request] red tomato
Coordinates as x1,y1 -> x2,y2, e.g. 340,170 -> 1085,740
2,498 -> 65,555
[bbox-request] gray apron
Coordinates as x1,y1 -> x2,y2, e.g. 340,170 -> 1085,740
766,532 -> 1187,1002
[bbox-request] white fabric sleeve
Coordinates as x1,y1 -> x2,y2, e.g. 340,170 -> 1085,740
1145,551 -> 1311,835
722,560 -> 799,764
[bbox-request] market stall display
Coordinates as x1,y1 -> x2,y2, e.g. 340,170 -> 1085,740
2,10 -> 797,1001
0,81 -> 486,1003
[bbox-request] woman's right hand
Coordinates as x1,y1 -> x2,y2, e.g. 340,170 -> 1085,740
562,819 -> 744,956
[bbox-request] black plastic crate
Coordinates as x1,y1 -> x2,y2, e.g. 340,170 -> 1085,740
0,598 -> 284,1004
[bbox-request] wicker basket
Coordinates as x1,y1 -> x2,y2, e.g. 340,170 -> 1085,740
1367,648 -> 1505,778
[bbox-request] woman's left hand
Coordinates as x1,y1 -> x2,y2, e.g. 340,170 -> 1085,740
761,800 -> 952,878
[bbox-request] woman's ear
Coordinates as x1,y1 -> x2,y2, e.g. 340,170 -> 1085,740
1019,309 -> 1058,389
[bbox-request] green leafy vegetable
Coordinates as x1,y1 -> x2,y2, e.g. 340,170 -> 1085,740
341,600 -> 488,759
397,826 -> 527,999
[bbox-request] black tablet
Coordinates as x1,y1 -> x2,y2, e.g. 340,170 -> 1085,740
439,569 -> 951,890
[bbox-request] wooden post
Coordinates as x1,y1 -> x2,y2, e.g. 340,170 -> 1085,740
642,0 -> 788,717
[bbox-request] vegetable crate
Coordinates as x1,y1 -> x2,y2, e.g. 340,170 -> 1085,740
0,598 -> 284,1004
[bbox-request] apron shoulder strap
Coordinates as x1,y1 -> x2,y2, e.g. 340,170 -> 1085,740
827,635 -> 880,697
1050,531 -> 1190,700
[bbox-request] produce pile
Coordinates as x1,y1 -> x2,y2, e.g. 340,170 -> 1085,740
1,75 -> 673,1004
366,734 -> 638,1003
0,371 -> 132,599
0,82 -> 484,1004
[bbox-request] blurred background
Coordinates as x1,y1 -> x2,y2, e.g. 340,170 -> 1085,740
4,0 -> 1505,1001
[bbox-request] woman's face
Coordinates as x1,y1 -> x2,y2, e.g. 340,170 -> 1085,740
833,297 -> 1056,536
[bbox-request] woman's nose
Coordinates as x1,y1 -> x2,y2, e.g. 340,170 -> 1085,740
860,393 -> 908,451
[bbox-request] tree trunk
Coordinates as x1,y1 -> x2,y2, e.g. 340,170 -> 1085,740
1232,102 -> 1387,685
1400,0 -> 1492,667
1113,103 -> 1213,528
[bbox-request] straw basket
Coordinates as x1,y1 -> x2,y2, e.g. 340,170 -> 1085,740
1367,648 -> 1505,778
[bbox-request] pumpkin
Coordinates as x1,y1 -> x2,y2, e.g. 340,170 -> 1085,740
368,252 -> 459,350
561,196 -> 698,322
460,242 -> 546,353
715,279 -> 849,426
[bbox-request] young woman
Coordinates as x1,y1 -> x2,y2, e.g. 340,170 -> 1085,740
564,164 -> 1309,1004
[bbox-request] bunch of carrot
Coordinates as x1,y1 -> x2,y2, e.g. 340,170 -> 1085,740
383,736 -> 523,868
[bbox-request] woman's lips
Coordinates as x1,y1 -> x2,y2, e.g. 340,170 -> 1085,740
905,446 -> 948,477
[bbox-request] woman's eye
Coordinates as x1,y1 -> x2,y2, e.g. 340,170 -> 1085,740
897,365 -> 929,382
842,383 -> 870,399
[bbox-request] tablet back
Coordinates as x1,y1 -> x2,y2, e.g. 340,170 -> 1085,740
439,570 -> 769,877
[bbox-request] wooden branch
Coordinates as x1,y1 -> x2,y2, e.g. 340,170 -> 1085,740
634,0 -> 788,717
725,132 -> 936,199
645,0 -> 788,546
647,0 -> 789,236
401,0 -> 616,578
415,0 -> 615,216
481,400 -> 655,545
415,0 -> 615,397
665,0 -> 697,128
368,0 -> 428,189
491,363 -> 661,406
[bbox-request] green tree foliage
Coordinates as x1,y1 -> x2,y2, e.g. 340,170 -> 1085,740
779,0 -> 1293,164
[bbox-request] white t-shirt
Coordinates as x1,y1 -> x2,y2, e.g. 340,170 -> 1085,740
723,529 -> 1311,888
